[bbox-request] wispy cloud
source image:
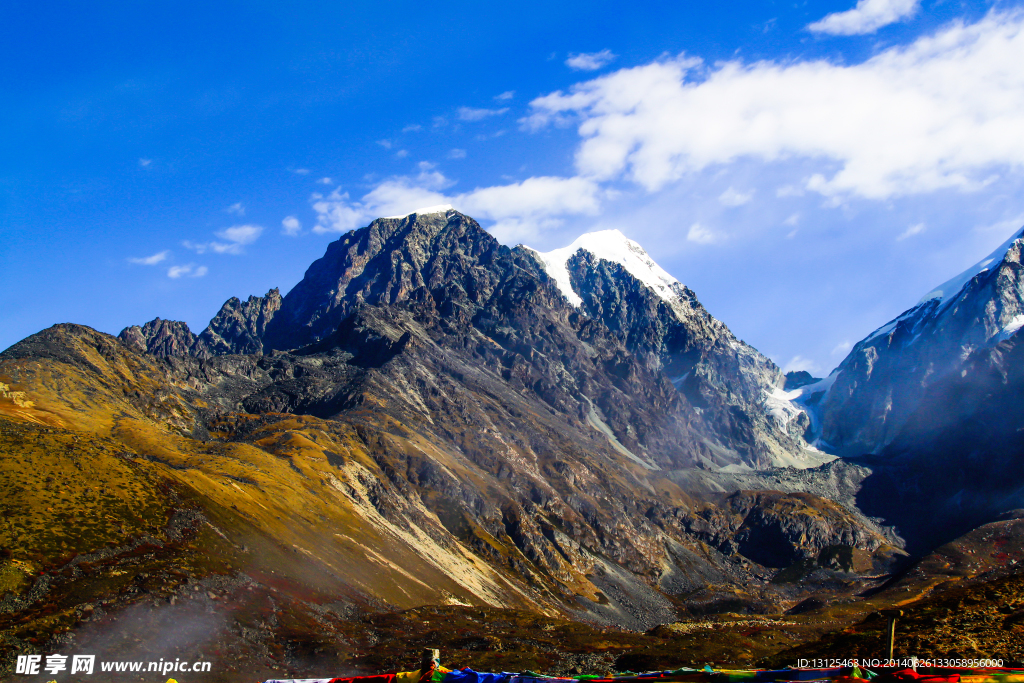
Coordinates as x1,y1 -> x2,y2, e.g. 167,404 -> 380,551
225,202 -> 245,216
184,225 -> 263,255
282,216 -> 301,236
494,91 -> 515,101
718,187 -> 754,206
377,139 -> 393,149
167,264 -> 208,279
291,168 -> 311,175
310,170 -> 600,243
896,222 -> 926,240
808,0 -> 920,36
565,49 -> 617,71
402,124 -> 422,132
448,149 -> 467,159
317,177 -> 333,185
138,158 -> 152,168
783,355 -> 820,374
686,223 -> 722,245
127,250 -> 169,265
457,106 -> 509,122
395,149 -> 408,159
832,340 -> 853,356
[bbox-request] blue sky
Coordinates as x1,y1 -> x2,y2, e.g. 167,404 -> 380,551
4,0 -> 1024,375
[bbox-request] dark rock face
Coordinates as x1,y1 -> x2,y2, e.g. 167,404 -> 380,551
821,232 -> 1024,455
784,371 -> 819,391
197,288 -> 282,355
118,318 -> 199,358
262,211 -> 508,351
647,490 -> 885,569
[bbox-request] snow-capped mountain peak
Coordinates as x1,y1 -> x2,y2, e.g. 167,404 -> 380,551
919,227 -> 1024,305
524,229 -> 680,307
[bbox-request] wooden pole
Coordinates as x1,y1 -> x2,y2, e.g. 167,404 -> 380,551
887,610 -> 903,663
888,617 -> 896,662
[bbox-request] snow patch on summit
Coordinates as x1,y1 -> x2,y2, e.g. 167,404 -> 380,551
385,204 -> 453,219
525,229 -> 680,307
919,228 -> 1024,305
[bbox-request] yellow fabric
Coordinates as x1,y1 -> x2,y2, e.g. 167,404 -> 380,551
396,666 -> 452,683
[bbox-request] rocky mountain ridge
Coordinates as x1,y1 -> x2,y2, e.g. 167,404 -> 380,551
120,209 -> 823,471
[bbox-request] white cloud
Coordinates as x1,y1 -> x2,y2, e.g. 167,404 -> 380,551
225,202 -> 245,216
138,158 -> 152,167
377,139 -> 393,149
184,225 -> 263,255
127,250 -> 170,265
808,0 -> 920,36
896,222 -> 926,240
566,49 -> 617,71
783,355 -> 821,374
686,223 -> 722,244
318,177 -> 333,185
974,213 -> 1024,237
167,264 -> 207,279
718,187 -> 754,206
212,225 -> 262,254
831,340 -> 853,356
402,124 -> 422,132
292,168 -> 311,175
282,216 -> 301,236
525,12 -> 1024,201
311,172 -> 601,243
448,148 -> 467,159
494,91 -> 515,101
783,213 -> 801,226
395,150 -> 408,159
458,106 -> 509,122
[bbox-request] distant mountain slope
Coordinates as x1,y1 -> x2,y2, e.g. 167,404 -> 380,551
819,226 -> 1024,455
854,330 -> 1024,553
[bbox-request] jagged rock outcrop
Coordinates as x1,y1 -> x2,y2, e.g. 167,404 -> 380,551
820,228 -> 1024,455
196,288 -> 282,355
118,317 -> 201,358
119,289 -> 281,358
